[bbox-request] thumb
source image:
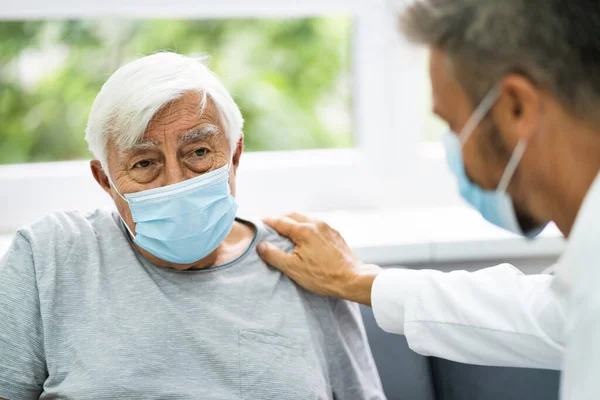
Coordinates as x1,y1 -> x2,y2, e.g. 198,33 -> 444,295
257,242 -> 294,272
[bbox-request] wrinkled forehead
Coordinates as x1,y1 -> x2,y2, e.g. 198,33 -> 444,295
121,92 -> 226,151
143,92 -> 222,140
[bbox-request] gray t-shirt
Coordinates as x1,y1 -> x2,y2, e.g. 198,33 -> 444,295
0,209 -> 384,400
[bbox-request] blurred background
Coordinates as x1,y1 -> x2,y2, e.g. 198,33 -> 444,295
0,17 -> 359,164
0,15 -> 445,165
0,0 -> 561,269
1,13 -> 449,166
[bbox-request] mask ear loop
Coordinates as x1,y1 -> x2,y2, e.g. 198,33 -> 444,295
456,84 -> 526,193
497,139 -> 527,194
104,168 -> 137,239
459,85 -> 502,146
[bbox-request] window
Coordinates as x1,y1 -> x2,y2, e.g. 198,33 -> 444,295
0,17 -> 352,164
0,0 -> 462,234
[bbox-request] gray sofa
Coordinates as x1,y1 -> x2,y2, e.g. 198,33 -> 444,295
359,305 -> 560,400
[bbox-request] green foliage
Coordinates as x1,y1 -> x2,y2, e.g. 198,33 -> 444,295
0,17 -> 353,164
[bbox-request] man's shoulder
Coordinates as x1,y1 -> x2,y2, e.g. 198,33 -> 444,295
244,218 -> 295,254
17,208 -> 119,249
239,217 -> 366,319
4,209 -> 123,281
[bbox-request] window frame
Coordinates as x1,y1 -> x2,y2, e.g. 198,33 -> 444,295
0,0 -> 456,233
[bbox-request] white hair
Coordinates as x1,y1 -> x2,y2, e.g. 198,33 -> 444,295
85,52 -> 244,168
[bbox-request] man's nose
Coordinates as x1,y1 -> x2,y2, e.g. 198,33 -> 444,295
162,158 -> 188,187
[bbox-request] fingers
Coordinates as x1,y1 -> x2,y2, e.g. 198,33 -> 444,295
256,242 -> 295,273
264,213 -> 336,243
263,216 -> 299,238
284,213 -> 332,234
284,212 -> 312,223
263,213 -> 312,233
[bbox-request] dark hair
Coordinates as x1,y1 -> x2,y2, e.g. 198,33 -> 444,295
400,0 -> 600,117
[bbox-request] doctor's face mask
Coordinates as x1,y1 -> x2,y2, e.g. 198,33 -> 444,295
442,86 -> 547,237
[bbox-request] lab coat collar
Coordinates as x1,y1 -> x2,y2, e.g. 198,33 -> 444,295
554,171 -> 600,311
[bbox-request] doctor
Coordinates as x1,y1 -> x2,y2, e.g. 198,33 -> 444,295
257,0 -> 600,399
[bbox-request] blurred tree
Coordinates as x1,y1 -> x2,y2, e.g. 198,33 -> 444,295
0,17 -> 352,164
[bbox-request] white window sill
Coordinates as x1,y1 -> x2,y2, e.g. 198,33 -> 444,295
0,206 -> 566,265
311,207 -> 566,265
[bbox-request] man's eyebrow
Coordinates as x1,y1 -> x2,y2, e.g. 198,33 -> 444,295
123,138 -> 160,153
120,124 -> 218,154
178,124 -> 219,146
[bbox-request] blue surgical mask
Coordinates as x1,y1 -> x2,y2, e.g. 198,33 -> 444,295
109,164 -> 238,264
442,86 -> 546,238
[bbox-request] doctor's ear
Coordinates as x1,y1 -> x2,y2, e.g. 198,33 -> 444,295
90,160 -> 112,194
492,75 -> 541,146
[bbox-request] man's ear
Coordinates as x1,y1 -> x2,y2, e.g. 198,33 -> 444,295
232,136 -> 244,172
90,160 -> 112,195
492,74 -> 541,149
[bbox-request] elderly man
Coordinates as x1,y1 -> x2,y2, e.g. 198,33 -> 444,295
0,52 -> 384,399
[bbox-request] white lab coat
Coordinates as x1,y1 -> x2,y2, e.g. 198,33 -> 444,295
371,173 -> 600,399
